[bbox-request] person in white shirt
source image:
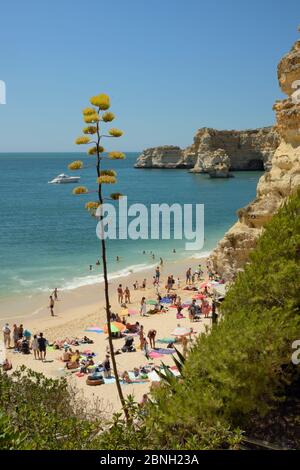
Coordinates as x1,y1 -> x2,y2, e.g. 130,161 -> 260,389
2,323 -> 11,348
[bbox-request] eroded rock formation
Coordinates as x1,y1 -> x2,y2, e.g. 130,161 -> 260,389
134,127 -> 279,172
205,149 -> 231,178
134,146 -> 189,169
209,37 -> 300,280
186,127 -> 279,172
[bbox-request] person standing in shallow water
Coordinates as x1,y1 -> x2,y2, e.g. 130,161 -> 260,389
53,288 -> 58,301
49,296 -> 54,316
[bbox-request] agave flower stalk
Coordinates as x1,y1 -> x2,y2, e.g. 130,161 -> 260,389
71,93 -> 129,422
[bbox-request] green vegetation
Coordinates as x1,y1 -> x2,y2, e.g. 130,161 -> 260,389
1,191 -> 299,449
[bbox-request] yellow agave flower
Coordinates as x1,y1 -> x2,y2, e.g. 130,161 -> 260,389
82,107 -> 96,116
85,201 -> 100,211
108,151 -> 125,160
97,171 -> 116,184
108,128 -> 123,137
90,93 -> 110,110
73,186 -> 88,195
84,114 -> 99,123
83,126 -> 97,135
75,136 -> 91,145
88,146 -> 104,155
98,175 -> 116,184
102,111 -> 115,122
68,160 -> 83,170
110,192 -> 124,200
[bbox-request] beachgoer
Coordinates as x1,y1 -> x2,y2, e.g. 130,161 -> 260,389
160,257 -> 163,266
103,355 -> 111,378
186,268 -> 192,285
181,335 -> 188,358
143,337 -> 150,359
147,329 -> 157,349
140,393 -> 149,408
124,286 -> 131,304
176,277 -> 181,289
116,256 -> 120,262
37,333 -> 47,361
96,259 -> 100,266
31,335 -> 39,360
188,300 -> 197,322
12,324 -> 19,349
18,324 -> 24,340
155,266 -> 160,281
49,296 -> 54,316
142,278 -> 146,289
140,297 -> 147,317
53,288 -> 58,301
2,323 -> 11,348
139,325 -> 145,350
89,264 -> 93,271
117,284 -> 123,304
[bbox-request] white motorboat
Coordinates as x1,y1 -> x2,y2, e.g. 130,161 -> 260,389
48,173 -> 80,184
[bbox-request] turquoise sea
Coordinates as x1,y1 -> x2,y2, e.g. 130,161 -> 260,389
0,152 -> 262,299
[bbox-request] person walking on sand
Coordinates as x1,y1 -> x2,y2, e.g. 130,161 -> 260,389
117,284 -> 123,304
142,278 -> 147,289
124,286 -> 131,304
49,296 -> 54,316
155,266 -> 160,282
37,332 -> 47,361
186,267 -> 192,285
140,297 -> 147,317
31,334 -> 39,360
147,329 -> 157,349
53,288 -> 58,301
2,323 -> 11,348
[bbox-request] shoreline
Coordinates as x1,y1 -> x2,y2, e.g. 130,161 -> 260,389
3,252 -> 214,412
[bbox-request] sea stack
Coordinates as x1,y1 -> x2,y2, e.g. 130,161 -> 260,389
209,35 -> 300,280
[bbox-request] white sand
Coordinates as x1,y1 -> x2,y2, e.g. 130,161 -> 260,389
2,256 -> 216,413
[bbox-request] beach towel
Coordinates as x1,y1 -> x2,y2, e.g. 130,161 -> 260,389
157,338 -> 176,344
148,370 -> 161,382
160,297 -> 172,304
104,377 -> 116,385
85,327 -> 104,334
149,351 -> 164,359
154,348 -> 175,355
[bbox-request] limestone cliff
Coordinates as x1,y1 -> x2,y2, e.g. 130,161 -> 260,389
134,127 -> 279,171
209,37 -> 300,280
134,146 -> 190,169
186,127 -> 279,172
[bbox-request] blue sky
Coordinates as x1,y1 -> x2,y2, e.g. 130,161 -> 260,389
0,0 -> 299,152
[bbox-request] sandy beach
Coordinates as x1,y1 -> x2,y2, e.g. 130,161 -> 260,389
1,254 -> 221,413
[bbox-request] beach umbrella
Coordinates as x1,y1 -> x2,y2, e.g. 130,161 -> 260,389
171,326 -> 190,337
104,322 -> 126,334
146,299 -> 157,305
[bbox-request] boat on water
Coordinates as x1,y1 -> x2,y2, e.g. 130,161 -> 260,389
48,173 -> 80,184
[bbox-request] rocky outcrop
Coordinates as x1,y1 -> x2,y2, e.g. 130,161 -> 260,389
134,146 -> 190,169
205,149 -> 231,178
187,127 -> 279,172
209,36 -> 300,281
135,127 -> 279,171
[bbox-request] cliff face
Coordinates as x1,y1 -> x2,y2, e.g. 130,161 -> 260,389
209,38 -> 300,280
134,146 -> 190,169
134,127 -> 279,171
186,127 -> 279,172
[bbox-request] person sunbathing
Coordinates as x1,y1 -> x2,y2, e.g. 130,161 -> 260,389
122,371 -> 132,383
62,349 -> 72,362
66,350 -> 80,369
